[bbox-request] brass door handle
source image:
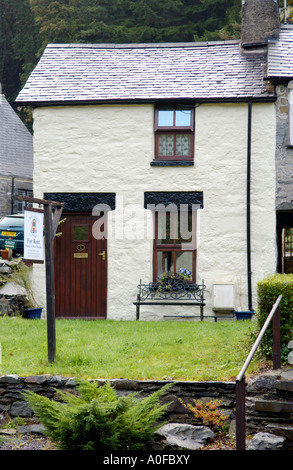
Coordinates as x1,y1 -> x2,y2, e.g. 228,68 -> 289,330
98,251 -> 106,261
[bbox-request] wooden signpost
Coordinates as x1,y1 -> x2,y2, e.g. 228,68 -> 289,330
14,195 -> 64,363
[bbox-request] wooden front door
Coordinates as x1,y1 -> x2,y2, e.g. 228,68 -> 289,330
54,214 -> 107,318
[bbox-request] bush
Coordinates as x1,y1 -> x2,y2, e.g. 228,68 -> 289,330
179,398 -> 228,434
24,380 -> 171,450
256,274 -> 293,361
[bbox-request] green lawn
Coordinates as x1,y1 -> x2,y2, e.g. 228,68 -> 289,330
0,317 -> 264,381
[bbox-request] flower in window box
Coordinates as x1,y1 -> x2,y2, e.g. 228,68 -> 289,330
157,269 -> 192,291
178,268 -> 192,280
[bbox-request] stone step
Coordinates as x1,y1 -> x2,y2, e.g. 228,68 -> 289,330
265,423 -> 293,441
275,380 -> 293,393
255,399 -> 293,414
249,415 -> 292,424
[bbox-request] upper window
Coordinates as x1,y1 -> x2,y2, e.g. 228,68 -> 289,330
154,106 -> 194,161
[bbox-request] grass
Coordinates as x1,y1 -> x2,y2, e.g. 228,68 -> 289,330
0,317 -> 265,381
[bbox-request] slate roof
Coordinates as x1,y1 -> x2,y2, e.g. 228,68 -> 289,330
267,25 -> 293,78
0,94 -> 33,177
16,41 -> 272,105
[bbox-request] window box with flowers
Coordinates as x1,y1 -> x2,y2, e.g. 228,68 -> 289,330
156,269 -> 192,292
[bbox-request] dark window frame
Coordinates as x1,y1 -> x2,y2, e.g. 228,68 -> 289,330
153,211 -> 197,282
154,105 -> 195,162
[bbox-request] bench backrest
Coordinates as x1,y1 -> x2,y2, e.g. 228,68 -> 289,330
137,281 -> 206,303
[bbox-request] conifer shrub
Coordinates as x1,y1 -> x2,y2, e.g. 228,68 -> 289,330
256,274 -> 293,362
24,380 -> 171,450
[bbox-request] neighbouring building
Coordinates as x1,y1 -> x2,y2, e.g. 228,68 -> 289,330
265,24 -> 293,274
15,0 -> 286,320
0,88 -> 33,217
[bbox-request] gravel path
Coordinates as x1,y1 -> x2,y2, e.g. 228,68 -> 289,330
0,425 -> 57,450
0,416 -> 235,451
0,428 -> 234,451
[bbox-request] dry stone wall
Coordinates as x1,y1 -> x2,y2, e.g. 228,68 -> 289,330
1,371 -> 293,450
0,374 -> 236,427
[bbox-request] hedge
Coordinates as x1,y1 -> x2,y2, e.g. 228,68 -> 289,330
257,274 -> 293,362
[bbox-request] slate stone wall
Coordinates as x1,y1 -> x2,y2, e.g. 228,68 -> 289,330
275,84 -> 293,210
1,373 -> 292,441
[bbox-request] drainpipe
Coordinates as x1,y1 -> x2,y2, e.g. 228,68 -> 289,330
247,100 -> 253,312
11,177 -> 15,214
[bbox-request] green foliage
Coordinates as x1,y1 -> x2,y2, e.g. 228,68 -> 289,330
24,380 -> 171,450
29,0 -> 241,46
0,0 -> 41,101
256,274 -> 293,361
280,0 -> 293,23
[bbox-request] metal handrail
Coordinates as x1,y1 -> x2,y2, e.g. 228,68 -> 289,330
236,295 -> 282,383
235,294 -> 282,450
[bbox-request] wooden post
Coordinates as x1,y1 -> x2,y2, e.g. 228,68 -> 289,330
44,203 -> 56,363
13,195 -> 63,364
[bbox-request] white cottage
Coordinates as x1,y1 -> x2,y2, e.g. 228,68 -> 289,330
16,1 -> 281,321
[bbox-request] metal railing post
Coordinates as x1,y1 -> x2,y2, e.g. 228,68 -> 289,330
136,280 -> 141,320
273,303 -> 281,369
236,376 -> 246,450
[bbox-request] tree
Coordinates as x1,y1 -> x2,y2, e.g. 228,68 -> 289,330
29,0 -> 242,47
0,0 -> 40,102
30,0 -> 85,46
193,0 -> 241,41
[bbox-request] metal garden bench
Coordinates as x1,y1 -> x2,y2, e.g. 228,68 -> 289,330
134,280 -> 206,320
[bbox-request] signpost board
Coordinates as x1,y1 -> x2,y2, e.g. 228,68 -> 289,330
23,207 -> 44,263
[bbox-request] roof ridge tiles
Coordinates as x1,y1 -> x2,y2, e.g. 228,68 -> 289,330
47,40 -> 240,49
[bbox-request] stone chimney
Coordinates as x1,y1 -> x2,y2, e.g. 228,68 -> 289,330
241,0 -> 280,48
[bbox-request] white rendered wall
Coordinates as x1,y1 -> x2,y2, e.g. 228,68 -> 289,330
31,103 -> 276,320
